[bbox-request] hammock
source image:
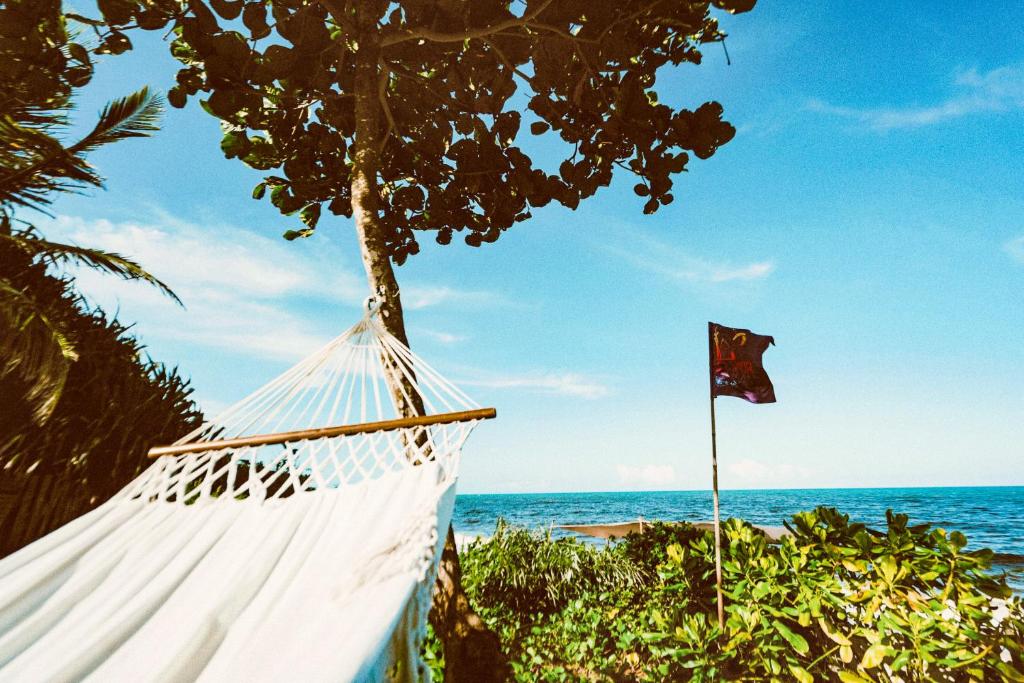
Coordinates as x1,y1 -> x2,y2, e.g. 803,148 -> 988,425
0,300 -> 493,682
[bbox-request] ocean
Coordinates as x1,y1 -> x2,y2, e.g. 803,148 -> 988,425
452,486 -> 1024,590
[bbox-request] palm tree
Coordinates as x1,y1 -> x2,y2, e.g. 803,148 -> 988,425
1,87 -> 180,424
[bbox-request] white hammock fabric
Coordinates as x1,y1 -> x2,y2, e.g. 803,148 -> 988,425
0,302 -> 486,682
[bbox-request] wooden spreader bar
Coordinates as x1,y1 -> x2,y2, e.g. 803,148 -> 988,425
147,407 -> 497,458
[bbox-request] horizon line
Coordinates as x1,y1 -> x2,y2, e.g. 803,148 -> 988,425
458,483 -> 1024,496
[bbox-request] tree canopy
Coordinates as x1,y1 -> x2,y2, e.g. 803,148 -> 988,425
94,0 -> 754,265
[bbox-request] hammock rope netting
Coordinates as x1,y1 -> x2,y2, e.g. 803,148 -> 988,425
0,301 -> 490,682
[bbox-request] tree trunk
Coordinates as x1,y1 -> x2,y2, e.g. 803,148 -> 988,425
349,5 -> 508,680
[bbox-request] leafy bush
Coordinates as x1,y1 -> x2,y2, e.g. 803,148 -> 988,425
648,509 -> 1023,681
0,242 -> 202,555
428,509 -> 1024,681
461,518 -> 648,614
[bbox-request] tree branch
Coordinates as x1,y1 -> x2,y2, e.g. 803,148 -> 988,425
316,0 -> 354,34
522,21 -> 599,45
381,0 -> 556,47
388,63 -> 478,115
477,37 -> 535,87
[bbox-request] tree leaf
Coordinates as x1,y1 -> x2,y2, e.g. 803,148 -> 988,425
817,618 -> 851,646
772,620 -> 809,655
789,665 -> 813,683
837,673 -> 871,683
3,233 -> 181,305
860,643 -> 890,669
877,555 -> 897,584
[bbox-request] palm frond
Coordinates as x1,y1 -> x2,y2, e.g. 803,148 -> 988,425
0,278 -> 77,424
68,88 -> 164,156
0,89 -> 162,211
0,232 -> 183,306
0,116 -> 100,209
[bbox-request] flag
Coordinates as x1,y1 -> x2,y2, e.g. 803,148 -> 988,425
709,322 -> 776,404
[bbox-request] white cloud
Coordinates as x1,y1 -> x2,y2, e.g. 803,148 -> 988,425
402,284 -> 505,310
616,464 -> 676,488
459,371 -> 610,399
1005,235 -> 1024,263
39,212 -> 500,362
710,262 -> 776,282
726,458 -> 811,487
51,211 -> 366,301
40,213 -> 362,362
604,235 -> 774,286
414,328 -> 467,345
808,63 -> 1024,131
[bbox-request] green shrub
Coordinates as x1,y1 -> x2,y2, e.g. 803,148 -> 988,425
430,508 -> 1024,682
0,241 -> 202,555
647,509 -> 1023,681
461,518 -> 648,614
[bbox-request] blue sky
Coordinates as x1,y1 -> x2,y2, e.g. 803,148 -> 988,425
45,1 -> 1024,493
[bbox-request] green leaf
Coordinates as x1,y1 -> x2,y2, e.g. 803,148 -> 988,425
772,620 -> 808,655
837,673 -> 871,683
816,618 -> 851,646
282,228 -> 314,241
0,278 -> 75,424
860,643 -> 891,669
842,559 -> 865,573
789,665 -> 813,683
69,87 -> 163,155
877,555 -> 897,584
889,649 -> 911,671
2,233 -> 180,305
220,131 -> 250,159
996,662 -> 1024,682
299,203 -> 321,228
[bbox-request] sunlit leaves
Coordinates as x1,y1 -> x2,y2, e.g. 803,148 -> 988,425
774,619 -> 810,654
445,511 -> 1024,681
789,664 -> 814,683
859,642 -> 892,669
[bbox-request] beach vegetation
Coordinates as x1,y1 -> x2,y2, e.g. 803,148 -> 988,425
0,0 -> 199,555
460,519 -> 648,614
0,237 -> 203,556
1,0 -> 179,422
426,508 -> 1024,681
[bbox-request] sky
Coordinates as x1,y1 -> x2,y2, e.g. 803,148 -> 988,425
41,2 -> 1024,493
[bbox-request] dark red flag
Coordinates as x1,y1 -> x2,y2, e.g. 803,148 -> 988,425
709,322 -> 776,404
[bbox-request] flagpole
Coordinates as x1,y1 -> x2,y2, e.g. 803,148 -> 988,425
708,322 -> 725,630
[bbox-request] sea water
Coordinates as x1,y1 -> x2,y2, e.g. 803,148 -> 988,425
453,486 -> 1024,590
